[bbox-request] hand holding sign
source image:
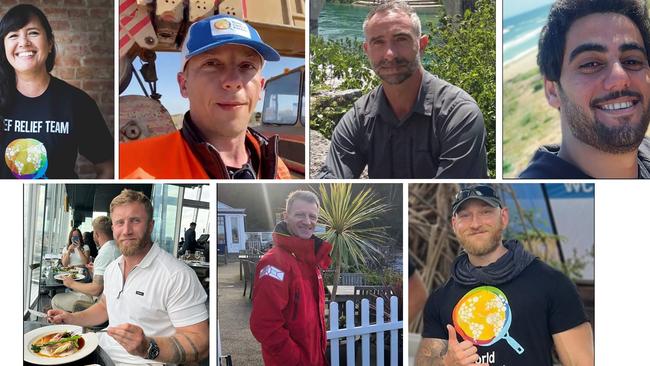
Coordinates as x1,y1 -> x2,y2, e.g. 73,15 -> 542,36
443,324 -> 488,366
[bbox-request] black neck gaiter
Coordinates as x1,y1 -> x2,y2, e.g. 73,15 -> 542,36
451,239 -> 537,286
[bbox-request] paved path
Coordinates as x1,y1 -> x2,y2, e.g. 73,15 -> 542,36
218,261 -> 263,365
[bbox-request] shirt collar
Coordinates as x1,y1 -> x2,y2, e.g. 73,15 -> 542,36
367,70 -> 435,122
118,243 -> 160,271
180,112 -> 263,178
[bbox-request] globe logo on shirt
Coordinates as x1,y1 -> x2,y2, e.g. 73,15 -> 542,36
452,286 -> 525,354
4,138 -> 48,179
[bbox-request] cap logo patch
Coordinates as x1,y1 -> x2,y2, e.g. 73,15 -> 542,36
210,18 -> 251,39
213,19 -> 231,30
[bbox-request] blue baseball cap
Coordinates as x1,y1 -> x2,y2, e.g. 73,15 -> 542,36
180,15 -> 281,71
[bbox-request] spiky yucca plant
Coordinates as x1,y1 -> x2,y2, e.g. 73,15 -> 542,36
317,183 -> 392,302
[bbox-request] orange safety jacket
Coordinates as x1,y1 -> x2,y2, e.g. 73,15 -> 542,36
120,126 -> 291,179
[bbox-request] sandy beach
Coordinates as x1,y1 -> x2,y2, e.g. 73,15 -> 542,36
502,46 -> 561,177
504,47 -> 538,82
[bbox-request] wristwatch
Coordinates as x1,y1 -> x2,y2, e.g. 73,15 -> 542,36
144,338 -> 160,360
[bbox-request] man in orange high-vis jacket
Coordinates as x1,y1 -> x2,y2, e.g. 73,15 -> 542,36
120,15 -> 291,179
250,191 -> 332,365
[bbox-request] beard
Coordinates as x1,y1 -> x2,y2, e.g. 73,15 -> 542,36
371,55 -> 420,85
117,234 -> 151,256
560,88 -> 650,154
456,224 -> 504,257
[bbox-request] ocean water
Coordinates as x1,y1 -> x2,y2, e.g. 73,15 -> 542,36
503,3 -> 552,64
318,3 -> 439,41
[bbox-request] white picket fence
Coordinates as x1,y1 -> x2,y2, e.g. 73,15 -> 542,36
327,296 -> 403,366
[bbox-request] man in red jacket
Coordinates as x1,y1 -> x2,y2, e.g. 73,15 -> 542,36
250,190 -> 332,365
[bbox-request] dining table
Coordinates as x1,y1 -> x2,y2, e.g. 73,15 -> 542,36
184,260 -> 210,289
41,267 -> 90,298
23,321 -> 115,366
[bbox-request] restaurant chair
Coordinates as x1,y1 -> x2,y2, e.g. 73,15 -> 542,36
242,260 -> 252,297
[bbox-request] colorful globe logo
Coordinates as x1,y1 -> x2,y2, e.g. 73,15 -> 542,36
213,19 -> 231,30
5,138 -> 48,179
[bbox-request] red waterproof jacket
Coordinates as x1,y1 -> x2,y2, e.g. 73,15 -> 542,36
250,223 -> 333,366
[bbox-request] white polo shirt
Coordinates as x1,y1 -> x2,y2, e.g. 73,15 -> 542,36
99,244 -> 208,364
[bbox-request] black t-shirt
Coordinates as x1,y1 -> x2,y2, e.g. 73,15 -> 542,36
422,259 -> 587,366
519,140 -> 650,179
1,77 -> 113,179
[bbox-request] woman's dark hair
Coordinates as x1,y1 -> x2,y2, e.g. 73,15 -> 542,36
0,4 -> 56,114
83,231 -> 98,258
67,228 -> 84,247
538,0 -> 650,82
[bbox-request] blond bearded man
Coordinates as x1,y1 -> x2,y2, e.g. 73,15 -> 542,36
415,185 -> 593,366
48,189 -> 209,365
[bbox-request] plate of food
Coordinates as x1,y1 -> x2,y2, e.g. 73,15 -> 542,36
24,325 -> 98,365
53,266 -> 78,272
53,273 -> 84,281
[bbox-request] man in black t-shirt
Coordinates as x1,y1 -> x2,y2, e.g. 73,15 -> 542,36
414,185 -> 593,366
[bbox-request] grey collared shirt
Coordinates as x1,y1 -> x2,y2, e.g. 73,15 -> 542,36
319,71 -> 488,179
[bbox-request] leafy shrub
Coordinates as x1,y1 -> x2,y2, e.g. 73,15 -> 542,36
310,35 -> 378,137
424,0 -> 496,177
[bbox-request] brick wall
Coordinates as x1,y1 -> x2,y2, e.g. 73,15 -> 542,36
0,0 -> 114,178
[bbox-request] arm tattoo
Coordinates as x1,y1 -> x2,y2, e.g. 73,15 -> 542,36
170,336 -> 186,363
178,333 -> 200,361
415,339 -> 448,366
93,275 -> 104,285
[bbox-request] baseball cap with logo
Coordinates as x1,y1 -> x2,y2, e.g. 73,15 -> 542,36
451,185 -> 503,216
180,15 -> 281,71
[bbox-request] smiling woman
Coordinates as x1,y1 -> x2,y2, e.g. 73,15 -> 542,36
0,4 -> 114,179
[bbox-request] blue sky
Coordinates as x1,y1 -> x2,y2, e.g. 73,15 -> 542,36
122,52 -> 304,115
504,0 -> 555,19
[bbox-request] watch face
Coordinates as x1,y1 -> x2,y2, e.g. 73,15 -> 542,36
146,339 -> 160,360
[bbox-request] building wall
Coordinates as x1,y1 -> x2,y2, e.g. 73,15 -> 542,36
0,0 -> 115,177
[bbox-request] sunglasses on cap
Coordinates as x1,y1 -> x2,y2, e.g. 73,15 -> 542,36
454,185 -> 499,202
228,163 -> 257,180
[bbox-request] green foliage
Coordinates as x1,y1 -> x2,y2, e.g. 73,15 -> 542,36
310,35 -> 377,93
424,0 -> 496,177
311,98 -> 352,140
548,247 -> 593,282
316,183 -> 392,301
503,159 -> 513,174
358,265 -> 402,287
511,67 -> 539,83
310,35 -> 378,138
520,111 -> 533,126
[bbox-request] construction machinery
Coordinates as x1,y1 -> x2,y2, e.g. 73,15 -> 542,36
118,0 -> 306,177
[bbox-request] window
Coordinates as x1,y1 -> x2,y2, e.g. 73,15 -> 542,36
230,217 -> 240,244
262,70 -> 301,125
152,185 -> 181,254
217,216 -> 226,244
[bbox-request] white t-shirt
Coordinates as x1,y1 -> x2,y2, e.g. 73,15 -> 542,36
62,244 -> 90,266
99,244 -> 208,364
93,240 -> 120,277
